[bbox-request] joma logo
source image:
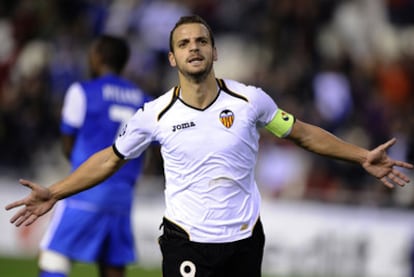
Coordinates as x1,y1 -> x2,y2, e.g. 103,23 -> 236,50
172,121 -> 196,132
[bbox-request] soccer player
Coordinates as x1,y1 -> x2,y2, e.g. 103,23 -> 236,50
36,35 -> 152,277
6,16 -> 413,277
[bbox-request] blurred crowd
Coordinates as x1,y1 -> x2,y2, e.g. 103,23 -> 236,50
0,0 -> 413,207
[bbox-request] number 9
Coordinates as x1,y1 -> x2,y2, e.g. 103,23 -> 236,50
180,260 -> 196,277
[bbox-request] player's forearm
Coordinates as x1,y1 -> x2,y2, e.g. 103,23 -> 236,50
48,146 -> 125,200
288,120 -> 368,165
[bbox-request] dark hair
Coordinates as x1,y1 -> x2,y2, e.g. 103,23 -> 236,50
169,15 -> 215,52
94,34 -> 130,73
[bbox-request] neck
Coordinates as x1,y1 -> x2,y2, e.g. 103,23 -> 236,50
98,67 -> 117,77
179,72 -> 218,109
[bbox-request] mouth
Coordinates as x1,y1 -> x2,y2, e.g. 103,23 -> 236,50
188,56 -> 204,65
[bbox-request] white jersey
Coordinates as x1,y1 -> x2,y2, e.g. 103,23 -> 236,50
114,79 -> 281,243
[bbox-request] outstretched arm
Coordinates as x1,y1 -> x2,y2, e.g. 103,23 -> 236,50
5,146 -> 127,226
286,120 -> 413,188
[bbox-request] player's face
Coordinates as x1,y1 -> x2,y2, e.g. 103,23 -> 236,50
169,23 -> 217,82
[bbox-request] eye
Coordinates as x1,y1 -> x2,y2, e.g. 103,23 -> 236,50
200,38 -> 208,45
178,40 -> 188,48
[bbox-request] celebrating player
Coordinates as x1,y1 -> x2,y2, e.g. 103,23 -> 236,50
6,16 -> 413,277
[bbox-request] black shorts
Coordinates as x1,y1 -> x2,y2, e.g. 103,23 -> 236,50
158,217 -> 265,277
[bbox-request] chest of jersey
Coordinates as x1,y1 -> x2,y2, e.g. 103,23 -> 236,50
155,92 -> 260,165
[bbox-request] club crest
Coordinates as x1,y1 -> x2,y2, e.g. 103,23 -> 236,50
219,109 -> 234,128
118,123 -> 127,137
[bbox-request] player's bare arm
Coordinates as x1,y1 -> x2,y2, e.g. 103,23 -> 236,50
5,146 -> 127,227
286,119 -> 413,188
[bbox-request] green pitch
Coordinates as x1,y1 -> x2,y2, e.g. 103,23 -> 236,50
0,256 -> 162,277
0,256 -> 288,277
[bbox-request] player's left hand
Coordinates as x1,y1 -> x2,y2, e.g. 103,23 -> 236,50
5,179 -> 56,227
362,138 -> 413,188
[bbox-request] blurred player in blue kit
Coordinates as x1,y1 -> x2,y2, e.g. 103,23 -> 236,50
6,16 -> 413,277
37,35 -> 152,277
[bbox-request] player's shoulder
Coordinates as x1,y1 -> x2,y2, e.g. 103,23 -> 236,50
74,78 -> 102,95
65,81 -> 85,96
220,79 -> 255,91
80,75 -> 134,90
111,76 -> 142,91
140,87 -> 177,115
219,78 -> 265,101
127,87 -> 177,127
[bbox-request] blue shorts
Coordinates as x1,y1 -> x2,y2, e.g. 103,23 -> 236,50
40,201 -> 136,266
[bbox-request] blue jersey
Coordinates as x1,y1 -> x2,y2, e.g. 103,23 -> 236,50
60,74 -> 151,212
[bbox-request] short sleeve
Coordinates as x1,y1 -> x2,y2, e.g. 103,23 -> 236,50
247,85 -> 295,138
249,86 -> 278,127
114,104 -> 154,159
61,83 -> 86,129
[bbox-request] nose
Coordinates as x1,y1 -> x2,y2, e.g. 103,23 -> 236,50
189,40 -> 199,52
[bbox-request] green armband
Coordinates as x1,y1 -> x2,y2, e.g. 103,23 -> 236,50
265,109 -> 295,138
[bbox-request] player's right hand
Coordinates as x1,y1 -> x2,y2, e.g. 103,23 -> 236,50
5,179 -> 56,227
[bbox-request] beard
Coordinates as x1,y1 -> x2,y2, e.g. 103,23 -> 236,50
179,59 -> 214,83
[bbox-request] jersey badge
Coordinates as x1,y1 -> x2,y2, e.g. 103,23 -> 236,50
118,123 -> 127,137
219,109 -> 234,128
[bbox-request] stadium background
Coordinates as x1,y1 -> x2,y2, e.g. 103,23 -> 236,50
0,0 -> 413,276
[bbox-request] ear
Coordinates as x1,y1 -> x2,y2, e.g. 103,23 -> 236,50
213,47 -> 218,62
168,52 -> 177,67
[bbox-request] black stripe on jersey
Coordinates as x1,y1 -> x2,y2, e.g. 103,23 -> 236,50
216,79 -> 249,102
112,144 -> 126,159
157,86 -> 180,121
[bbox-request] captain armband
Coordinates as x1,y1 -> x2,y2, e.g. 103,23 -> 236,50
265,109 -> 295,138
